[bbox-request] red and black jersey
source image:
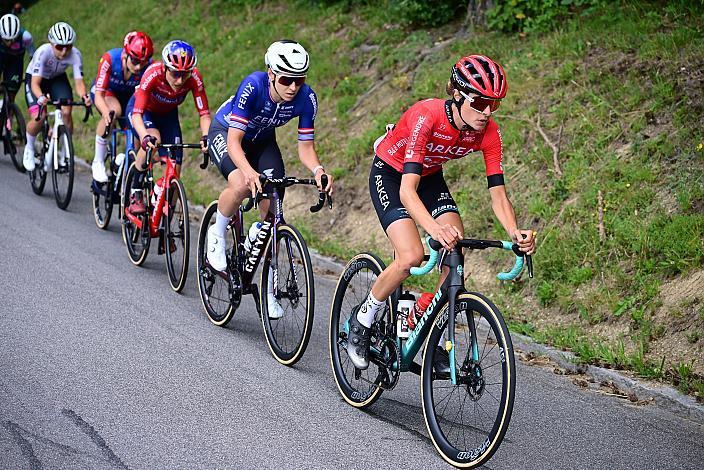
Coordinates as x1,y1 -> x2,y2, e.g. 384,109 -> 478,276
374,98 -> 504,187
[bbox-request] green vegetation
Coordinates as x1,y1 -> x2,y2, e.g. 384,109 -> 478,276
20,0 -> 704,397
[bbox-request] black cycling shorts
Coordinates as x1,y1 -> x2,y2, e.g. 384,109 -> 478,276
24,73 -> 73,110
208,120 -> 285,182
369,155 -> 459,232
0,52 -> 23,93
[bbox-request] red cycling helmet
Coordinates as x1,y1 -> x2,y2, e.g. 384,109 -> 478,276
123,31 -> 154,62
450,55 -> 507,99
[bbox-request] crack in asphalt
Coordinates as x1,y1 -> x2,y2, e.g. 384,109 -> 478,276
61,408 -> 130,469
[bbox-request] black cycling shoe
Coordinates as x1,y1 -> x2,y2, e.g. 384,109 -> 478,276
346,308 -> 371,370
433,346 -> 451,376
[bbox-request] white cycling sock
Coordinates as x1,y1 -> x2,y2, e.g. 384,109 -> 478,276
357,291 -> 384,328
26,132 -> 36,151
94,135 -> 107,163
214,209 -> 231,238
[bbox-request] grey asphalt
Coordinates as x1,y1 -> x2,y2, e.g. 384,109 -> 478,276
1,155 -> 702,469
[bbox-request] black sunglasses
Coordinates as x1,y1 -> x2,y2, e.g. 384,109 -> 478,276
128,54 -> 146,66
54,44 -> 72,52
277,75 -> 305,87
168,69 -> 192,79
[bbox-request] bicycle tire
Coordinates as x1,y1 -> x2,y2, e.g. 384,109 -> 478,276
51,125 -> 74,210
121,162 -> 150,265
421,291 -> 516,468
197,201 -> 237,326
260,224 -> 314,366
164,178 -> 190,292
92,147 -> 114,230
329,252 -> 392,408
28,131 -> 47,195
7,103 -> 26,173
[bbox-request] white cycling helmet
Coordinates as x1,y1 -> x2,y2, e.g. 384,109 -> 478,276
48,21 -> 76,46
265,40 -> 309,77
0,14 -> 20,41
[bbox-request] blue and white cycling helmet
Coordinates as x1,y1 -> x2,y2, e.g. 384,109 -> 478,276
48,21 -> 76,46
161,40 -> 197,71
265,40 -> 309,77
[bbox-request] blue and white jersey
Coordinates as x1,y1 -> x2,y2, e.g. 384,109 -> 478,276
214,71 -> 317,142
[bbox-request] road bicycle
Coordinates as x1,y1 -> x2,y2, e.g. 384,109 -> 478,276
27,99 -> 91,210
329,237 -> 533,468
91,110 -> 134,229
121,143 -> 207,292
0,84 -> 26,172
197,174 -> 332,366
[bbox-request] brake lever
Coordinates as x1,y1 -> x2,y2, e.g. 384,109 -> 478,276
199,151 -> 209,169
101,110 -> 115,138
82,104 -> 92,123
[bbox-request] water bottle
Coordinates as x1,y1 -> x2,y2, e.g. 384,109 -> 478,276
151,177 -> 164,205
408,292 -> 434,330
397,291 -> 415,339
115,152 -> 125,167
243,221 -> 263,253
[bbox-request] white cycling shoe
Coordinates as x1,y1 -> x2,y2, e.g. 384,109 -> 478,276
92,158 -> 108,183
206,225 -> 227,272
23,145 -> 35,171
267,269 -> 285,319
267,294 -> 285,320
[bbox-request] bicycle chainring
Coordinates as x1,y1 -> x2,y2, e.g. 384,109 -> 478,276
228,267 -> 243,310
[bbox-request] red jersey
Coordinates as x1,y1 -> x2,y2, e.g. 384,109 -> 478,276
374,98 -> 503,179
132,62 -> 210,116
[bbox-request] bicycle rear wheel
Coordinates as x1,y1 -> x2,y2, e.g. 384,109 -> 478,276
329,253 -> 392,408
164,178 -> 190,292
260,224 -> 314,366
421,292 -> 516,468
51,125 -> 74,210
197,201 -> 238,326
7,103 -> 26,173
121,162 -> 150,265
28,132 -> 47,195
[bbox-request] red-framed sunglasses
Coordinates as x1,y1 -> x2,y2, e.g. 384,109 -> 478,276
465,93 -> 501,113
277,75 -> 305,87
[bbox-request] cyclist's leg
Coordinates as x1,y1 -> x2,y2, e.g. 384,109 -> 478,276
254,134 -> 285,219
126,101 -> 160,213
206,122 -> 250,271
3,53 -> 23,104
92,89 -> 123,182
345,156 -> 425,369
23,73 -> 47,170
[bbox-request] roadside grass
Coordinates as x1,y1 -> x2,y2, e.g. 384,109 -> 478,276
20,0 -> 704,394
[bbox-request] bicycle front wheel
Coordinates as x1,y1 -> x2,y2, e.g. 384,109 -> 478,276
421,292 -> 516,468
51,125 -> 74,210
329,252 -> 392,408
196,201 -> 237,326
121,162 -> 150,265
28,133 -> 46,195
7,103 -> 26,173
164,178 -> 190,292
260,224 -> 314,366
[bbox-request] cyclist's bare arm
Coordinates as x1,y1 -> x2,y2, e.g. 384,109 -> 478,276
488,184 -> 536,253
297,140 -> 333,194
30,75 -> 45,104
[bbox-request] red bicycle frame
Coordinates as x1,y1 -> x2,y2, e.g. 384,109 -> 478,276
124,151 -> 179,238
